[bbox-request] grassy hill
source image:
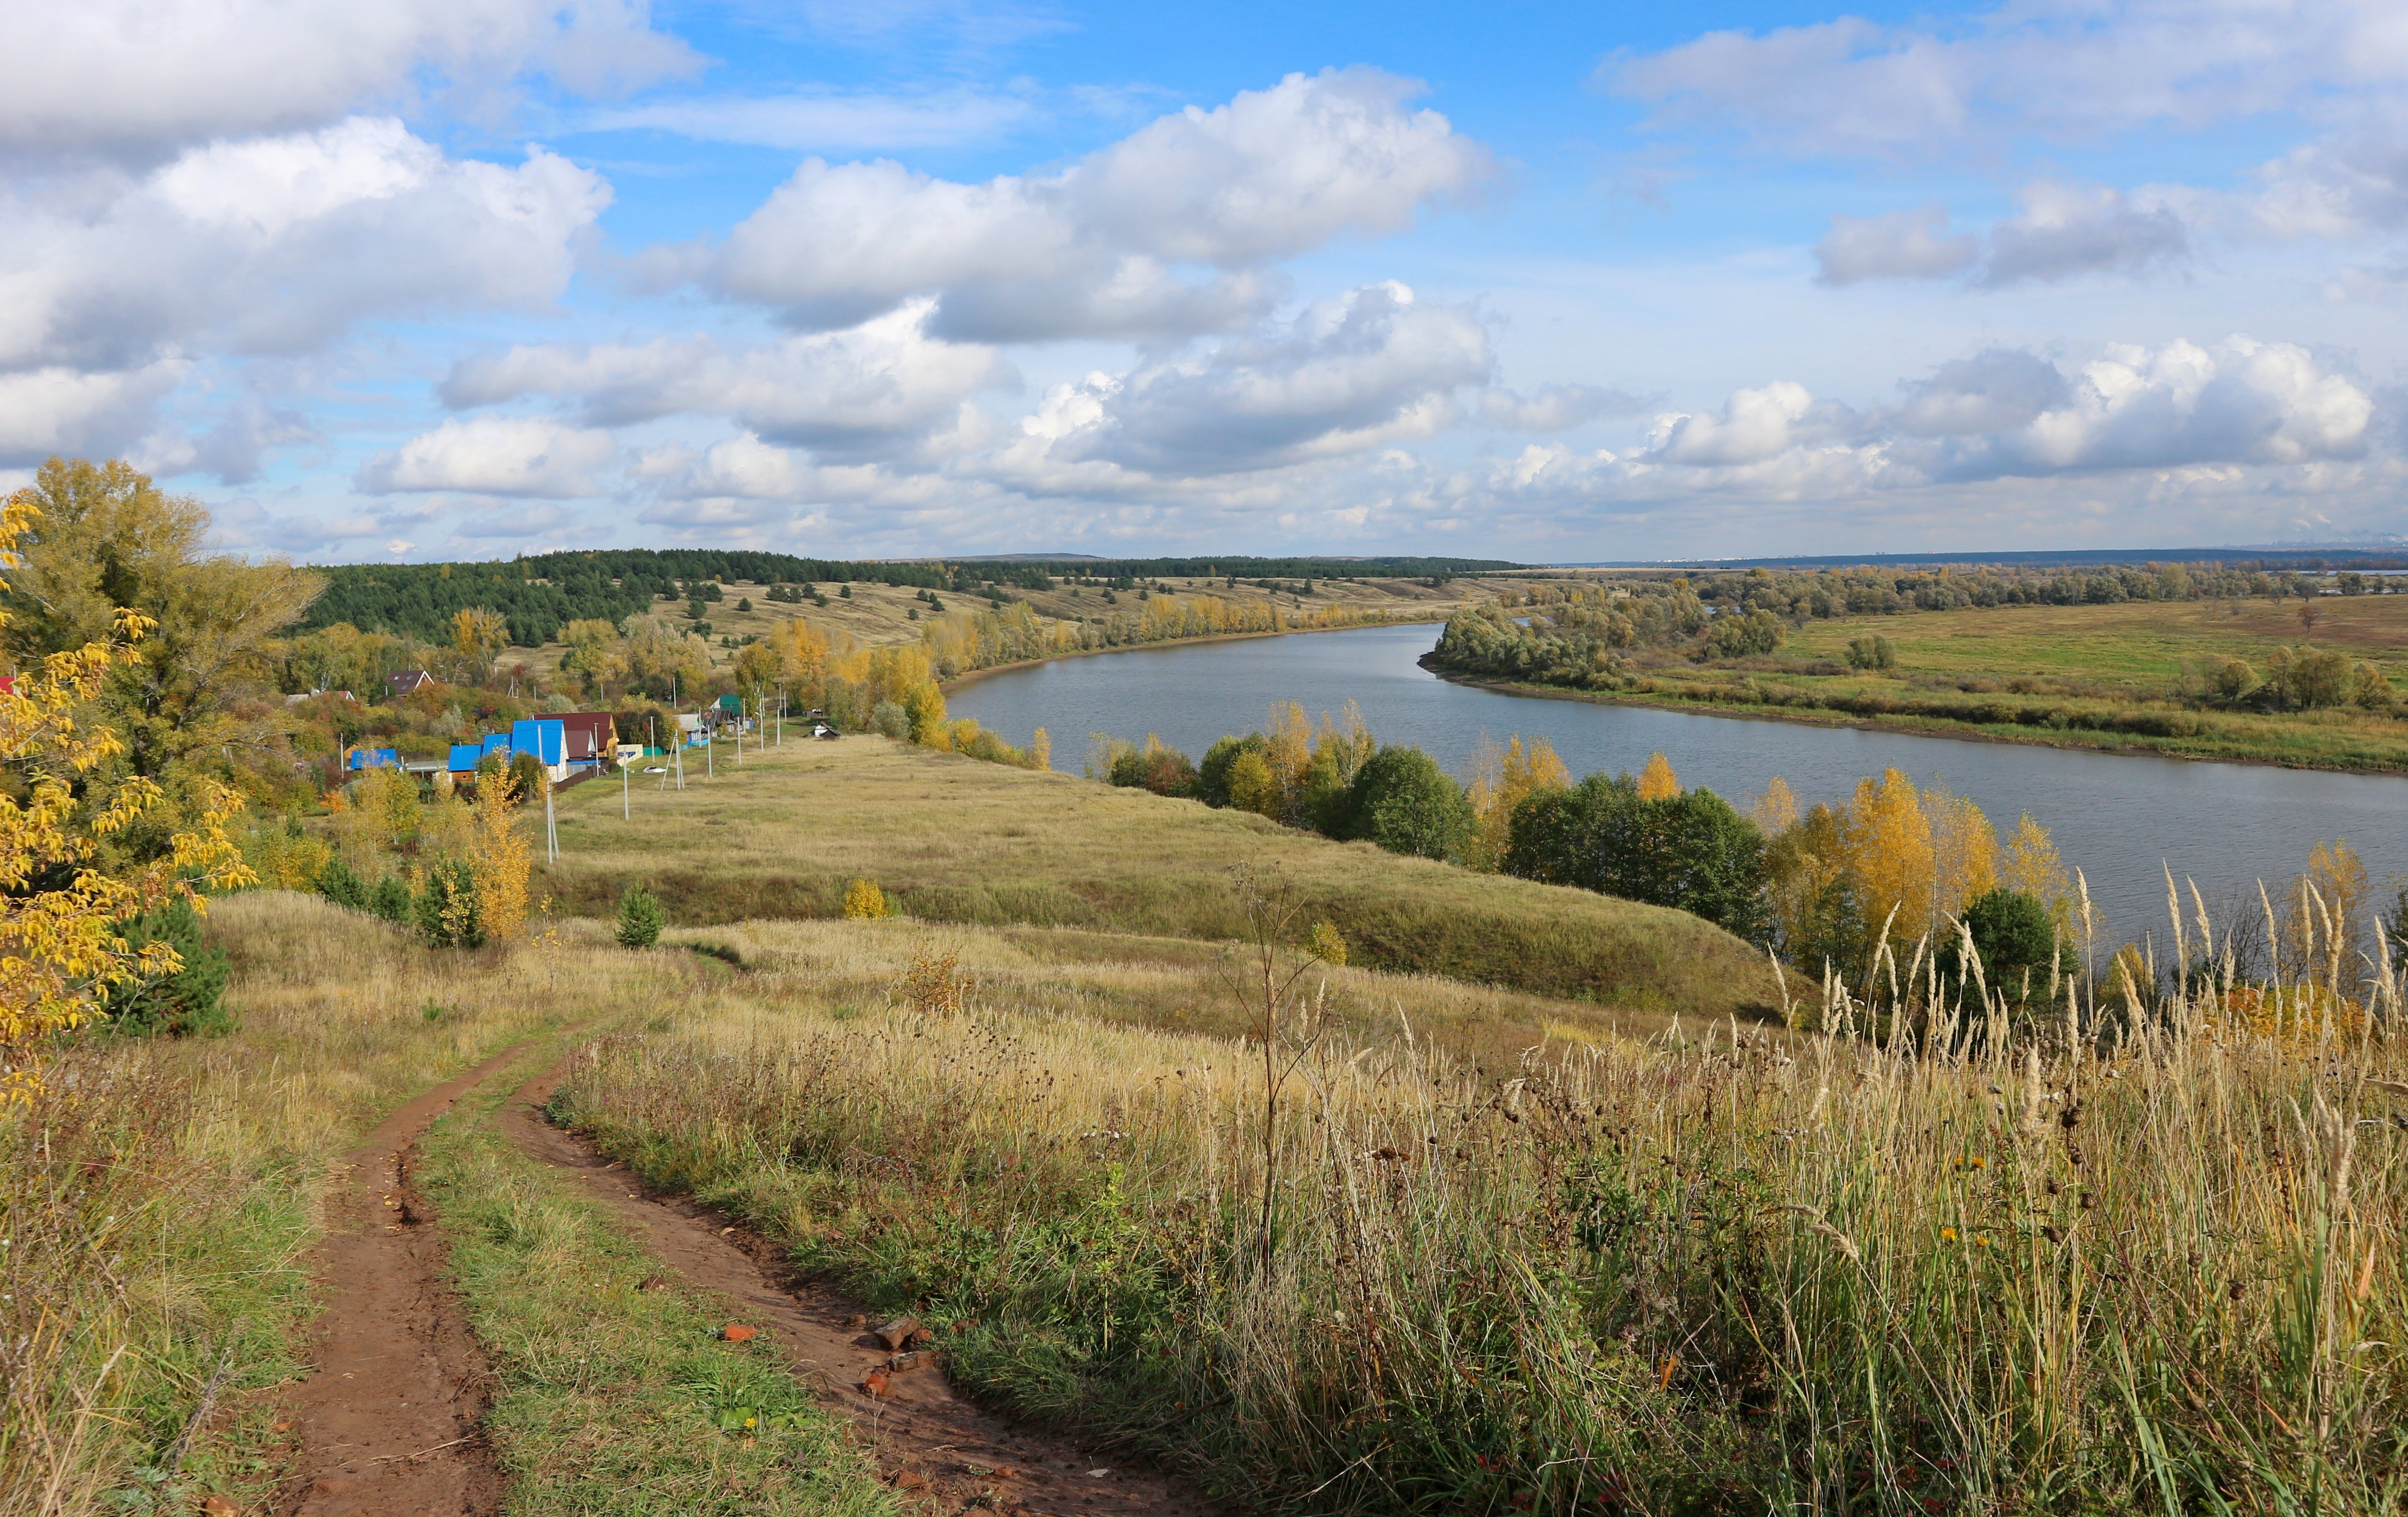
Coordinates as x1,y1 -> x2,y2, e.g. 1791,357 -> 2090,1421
536,736 -> 1783,1025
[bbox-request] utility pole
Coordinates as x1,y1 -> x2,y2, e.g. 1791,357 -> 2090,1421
544,768 -> 559,863
621,749 -> 629,819
706,725 -> 714,780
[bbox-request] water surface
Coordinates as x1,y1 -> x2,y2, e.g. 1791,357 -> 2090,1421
949,623 -> 2408,945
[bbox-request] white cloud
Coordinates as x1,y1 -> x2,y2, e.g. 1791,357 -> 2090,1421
357,416 -> 619,497
704,69 -> 1494,340
1815,205 -> 1980,284
0,117 -> 609,373
442,302 -> 1015,456
1650,380 -> 1856,465
0,0 -> 698,158
991,282 -> 1491,482
0,364 -> 184,466
1816,184 -> 2188,288
1980,183 -> 2189,286
586,87 -> 1036,150
1608,0 -> 2408,158
1477,384 -> 1647,430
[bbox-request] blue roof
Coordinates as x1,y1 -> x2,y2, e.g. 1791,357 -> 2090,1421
510,719 -> 565,765
448,744 -> 484,771
348,747 -> 400,770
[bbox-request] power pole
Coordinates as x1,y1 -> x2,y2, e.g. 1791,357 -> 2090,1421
621,750 -> 629,820
544,768 -> 559,863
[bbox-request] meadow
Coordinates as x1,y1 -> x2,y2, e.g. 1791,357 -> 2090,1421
1448,593 -> 2408,772
533,735 -> 1782,1024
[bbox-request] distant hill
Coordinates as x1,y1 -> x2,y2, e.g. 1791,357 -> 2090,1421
301,548 -> 1524,644
1573,546 -> 2408,572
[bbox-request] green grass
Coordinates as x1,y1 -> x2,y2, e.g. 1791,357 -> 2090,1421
1461,596 -> 2408,772
537,737 -> 1782,1022
417,1058 -> 891,1517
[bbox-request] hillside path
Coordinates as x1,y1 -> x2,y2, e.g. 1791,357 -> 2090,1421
275,1044 -> 528,1517
498,1054 -> 1223,1517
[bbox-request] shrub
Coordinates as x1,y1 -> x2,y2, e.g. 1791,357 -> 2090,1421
416,859 -> 486,949
843,878 -> 887,920
369,875 -> 414,924
1345,745 -> 1472,860
1506,774 -> 1768,941
317,855 -> 369,910
1844,633 -> 1897,671
1939,887 -> 2071,1003
1197,733 -> 1268,807
1307,919 -> 1347,966
870,701 -> 910,741
1225,750 -> 1281,819
615,885 -> 666,948
95,899 -> 231,1037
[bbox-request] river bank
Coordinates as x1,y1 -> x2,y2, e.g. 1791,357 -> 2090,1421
1418,656 -> 2408,776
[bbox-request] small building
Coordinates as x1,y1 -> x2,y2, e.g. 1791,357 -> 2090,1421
346,747 -> 401,771
557,712 -> 615,770
448,743 -> 485,774
509,718 -> 570,782
386,670 -> 439,699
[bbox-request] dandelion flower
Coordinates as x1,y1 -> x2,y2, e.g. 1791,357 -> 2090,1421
1942,1227 -> 1958,1243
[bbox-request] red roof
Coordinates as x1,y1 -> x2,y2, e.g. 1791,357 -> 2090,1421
556,711 -> 615,759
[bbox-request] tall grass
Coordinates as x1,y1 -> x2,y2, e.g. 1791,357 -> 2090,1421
0,895 -> 696,1515
560,901 -> 2408,1514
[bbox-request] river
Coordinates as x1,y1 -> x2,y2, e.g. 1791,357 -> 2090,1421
947,622 -> 2408,947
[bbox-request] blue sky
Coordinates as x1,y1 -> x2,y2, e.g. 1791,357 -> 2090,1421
5,0 -> 2405,563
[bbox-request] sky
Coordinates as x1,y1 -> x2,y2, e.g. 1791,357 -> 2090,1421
6,0 -> 2408,564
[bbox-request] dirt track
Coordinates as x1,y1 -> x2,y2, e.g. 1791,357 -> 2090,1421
276,1045 -> 526,1517
272,1035 -> 1220,1516
497,1055 -> 1221,1517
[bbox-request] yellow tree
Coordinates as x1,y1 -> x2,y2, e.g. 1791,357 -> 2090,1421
1925,789 -> 2000,922
0,492 -> 251,1095
1750,776 -> 1798,833
557,617 -> 626,697
450,606 -> 508,681
1637,751 -> 1680,800
469,767 -> 532,942
1465,734 -> 1570,871
2000,813 -> 2071,922
1840,767 -> 1934,944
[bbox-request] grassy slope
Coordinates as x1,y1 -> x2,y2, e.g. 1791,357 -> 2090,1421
1468,595 -> 2408,771
537,737 -> 1783,1022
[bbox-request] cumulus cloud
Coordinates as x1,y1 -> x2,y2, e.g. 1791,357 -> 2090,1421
1815,205 -> 1980,284
0,117 -> 609,373
0,0 -> 697,158
1608,0 -> 2408,158
357,416 -> 619,497
1477,384 -> 1647,430
993,283 -> 1491,482
442,302 -> 1014,457
1980,183 -> 2189,285
1617,336 -> 2373,498
0,364 -> 184,467
1816,184 -> 2188,289
702,69 -> 1494,340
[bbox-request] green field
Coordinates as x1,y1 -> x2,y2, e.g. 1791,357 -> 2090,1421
1465,594 -> 2408,771
535,734 -> 1782,1026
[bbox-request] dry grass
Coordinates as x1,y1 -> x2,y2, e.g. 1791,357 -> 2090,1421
536,735 -> 1782,1021
0,895 -> 703,1515
559,900 -> 2408,1515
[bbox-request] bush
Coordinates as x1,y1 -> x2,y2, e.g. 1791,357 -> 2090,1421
843,878 -> 887,920
1197,733 -> 1267,807
1506,775 -> 1767,941
416,859 -> 486,948
1944,887 -> 2075,1004
1345,745 -> 1472,860
1307,919 -> 1347,966
95,899 -> 231,1037
317,855 -> 368,910
1108,742 -> 1200,797
615,885 -> 666,948
870,702 -> 910,741
1225,750 -> 1281,819
369,875 -> 414,924
1844,634 -> 1897,671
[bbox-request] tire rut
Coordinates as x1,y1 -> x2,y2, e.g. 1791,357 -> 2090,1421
276,1043 -> 533,1517
497,1056 -> 1224,1517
